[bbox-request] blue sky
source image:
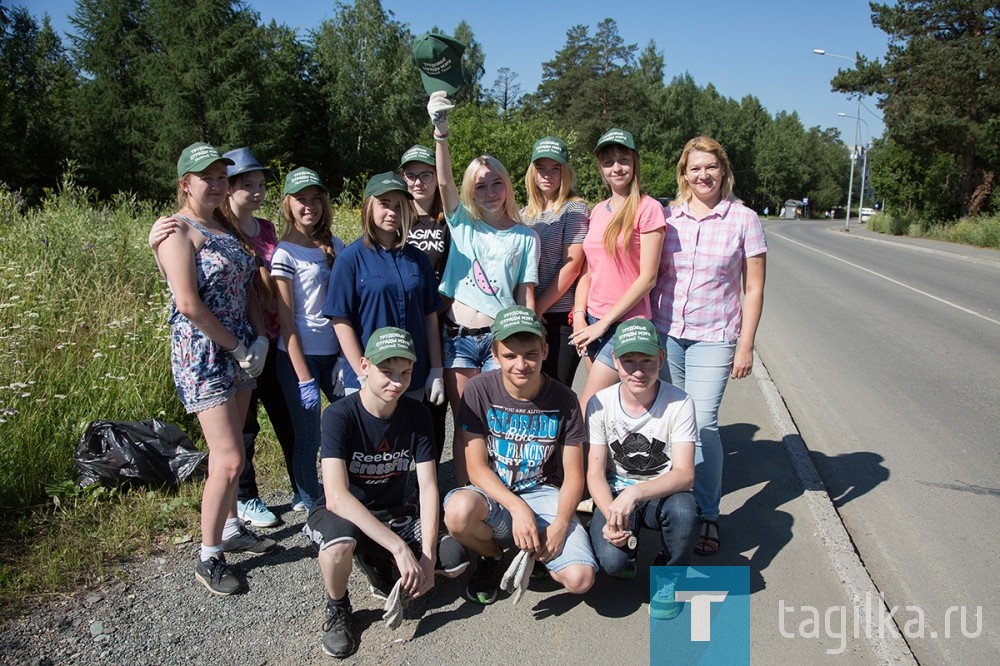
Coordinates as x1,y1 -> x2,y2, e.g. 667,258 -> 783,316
24,0 -> 888,142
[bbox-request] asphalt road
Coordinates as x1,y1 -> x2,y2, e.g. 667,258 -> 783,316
756,220 -> 1000,664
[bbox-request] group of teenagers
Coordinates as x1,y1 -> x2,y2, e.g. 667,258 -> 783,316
151,91 -> 767,658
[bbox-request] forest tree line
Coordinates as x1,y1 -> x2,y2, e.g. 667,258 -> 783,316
3,0 -> 995,221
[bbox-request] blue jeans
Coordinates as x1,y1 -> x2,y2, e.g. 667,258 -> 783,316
276,349 -> 339,512
443,484 -> 597,573
441,328 -> 499,371
659,336 -> 736,522
589,492 -> 698,573
585,313 -> 620,370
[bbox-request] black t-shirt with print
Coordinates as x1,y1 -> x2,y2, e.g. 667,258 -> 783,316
318,392 -> 435,510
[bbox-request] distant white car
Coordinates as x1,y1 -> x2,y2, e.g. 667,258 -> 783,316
860,207 -> 876,223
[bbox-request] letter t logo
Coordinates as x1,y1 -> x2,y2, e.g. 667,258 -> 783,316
675,591 -> 729,641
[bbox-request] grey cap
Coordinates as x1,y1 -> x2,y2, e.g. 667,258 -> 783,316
223,147 -> 267,179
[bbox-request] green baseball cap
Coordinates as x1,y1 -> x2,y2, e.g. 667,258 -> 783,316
398,144 -> 436,169
364,327 -> 417,365
491,306 -> 544,341
595,128 -> 637,153
177,142 -> 233,178
412,33 -> 466,96
282,167 -> 327,197
531,136 -> 569,164
364,172 -> 414,200
613,318 -> 661,357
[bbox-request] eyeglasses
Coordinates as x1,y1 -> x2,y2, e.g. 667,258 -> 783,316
402,171 -> 435,184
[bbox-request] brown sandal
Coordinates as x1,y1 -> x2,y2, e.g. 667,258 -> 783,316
694,520 -> 720,556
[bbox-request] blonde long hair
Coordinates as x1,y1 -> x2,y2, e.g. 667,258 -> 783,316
360,190 -> 414,250
523,160 -> 584,219
596,144 -> 642,258
460,155 -> 522,224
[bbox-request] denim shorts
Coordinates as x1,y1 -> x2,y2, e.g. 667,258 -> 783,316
444,484 -> 597,573
442,328 -> 499,371
585,313 -> 620,370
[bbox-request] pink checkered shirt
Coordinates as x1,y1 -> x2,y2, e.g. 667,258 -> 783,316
651,199 -> 767,343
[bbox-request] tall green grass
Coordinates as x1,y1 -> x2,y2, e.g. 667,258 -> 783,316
0,176 -> 361,612
0,177 -> 188,509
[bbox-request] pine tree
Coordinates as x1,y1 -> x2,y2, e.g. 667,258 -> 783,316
310,0 -> 423,193
833,0 -> 1000,216
68,0 -> 153,196
0,7 -> 77,198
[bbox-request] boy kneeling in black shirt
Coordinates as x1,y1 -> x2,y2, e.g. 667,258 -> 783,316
304,327 -> 468,658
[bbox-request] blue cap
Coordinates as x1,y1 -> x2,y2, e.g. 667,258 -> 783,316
223,147 -> 267,179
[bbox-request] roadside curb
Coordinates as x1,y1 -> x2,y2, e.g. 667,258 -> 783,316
752,351 -> 917,665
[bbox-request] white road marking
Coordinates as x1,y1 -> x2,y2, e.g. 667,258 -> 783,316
771,231 -> 1000,327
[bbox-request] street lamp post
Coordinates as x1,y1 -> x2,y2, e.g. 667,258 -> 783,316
839,111 -> 871,223
814,49 -> 861,230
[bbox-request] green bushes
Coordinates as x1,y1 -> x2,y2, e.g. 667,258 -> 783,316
869,209 -> 1000,250
926,216 -> 1000,249
867,211 -> 910,236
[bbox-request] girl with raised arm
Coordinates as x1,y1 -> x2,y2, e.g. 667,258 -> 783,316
426,91 -> 539,482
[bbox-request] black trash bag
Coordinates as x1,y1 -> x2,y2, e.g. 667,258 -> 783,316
75,419 -> 207,489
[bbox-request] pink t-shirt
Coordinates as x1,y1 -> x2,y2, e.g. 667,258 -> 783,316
582,194 -> 666,321
246,217 -> 282,341
651,199 -> 767,343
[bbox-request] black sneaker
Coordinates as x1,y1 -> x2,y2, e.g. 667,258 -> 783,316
354,553 -> 395,601
322,600 -> 355,658
222,522 -> 277,554
465,555 -> 503,605
194,555 -> 241,596
435,534 -> 471,576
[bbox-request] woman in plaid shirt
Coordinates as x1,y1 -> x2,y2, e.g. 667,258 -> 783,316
651,136 -> 767,557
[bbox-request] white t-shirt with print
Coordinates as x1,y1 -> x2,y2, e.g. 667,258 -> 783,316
586,380 -> 697,493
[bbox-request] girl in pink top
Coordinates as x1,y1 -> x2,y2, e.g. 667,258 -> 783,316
650,135 -> 767,557
570,128 -> 665,411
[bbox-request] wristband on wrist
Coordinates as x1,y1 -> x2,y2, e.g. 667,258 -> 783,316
433,131 -> 449,141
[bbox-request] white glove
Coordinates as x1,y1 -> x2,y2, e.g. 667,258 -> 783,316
500,549 -> 535,605
332,357 -> 345,397
244,335 -> 268,378
425,367 -> 445,405
427,91 -> 454,135
229,340 -> 253,370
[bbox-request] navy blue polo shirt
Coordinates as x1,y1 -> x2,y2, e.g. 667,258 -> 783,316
323,238 -> 441,390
